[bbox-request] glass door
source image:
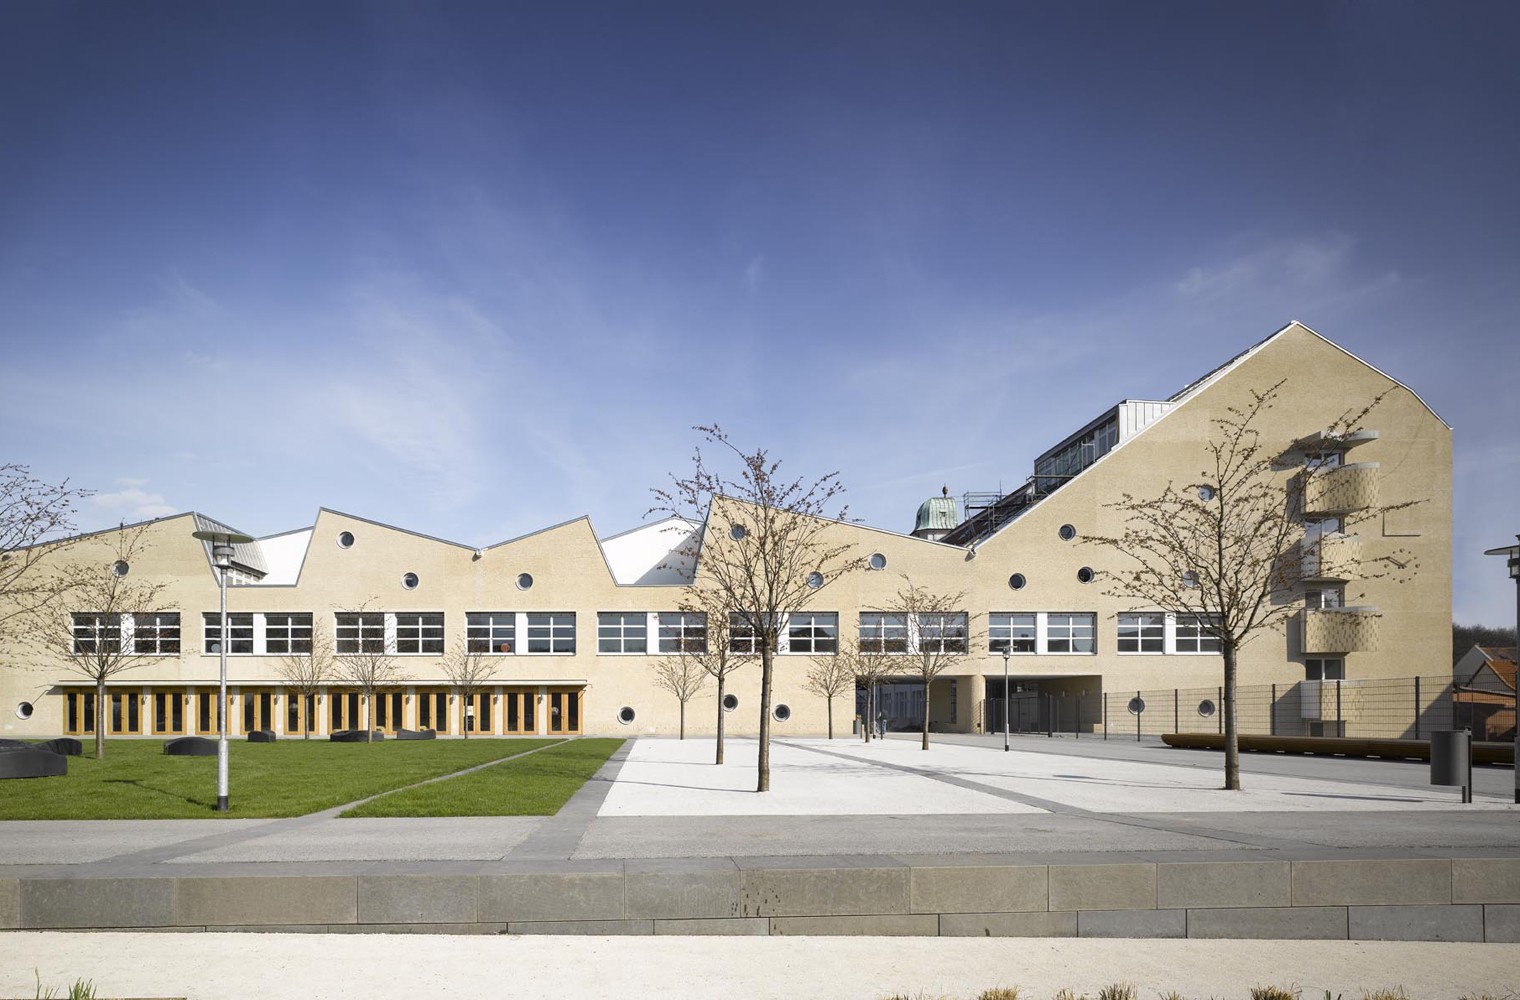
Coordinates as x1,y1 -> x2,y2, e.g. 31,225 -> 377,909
547,688 -> 581,735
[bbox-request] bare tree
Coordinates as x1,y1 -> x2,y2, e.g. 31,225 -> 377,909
652,651 -> 708,739
804,650 -> 853,739
666,595 -> 753,764
0,464 -> 88,647
441,645 -> 497,738
1084,382 -> 1419,789
273,623 -> 334,739
29,525 -> 172,759
333,606 -> 408,743
883,578 -> 975,750
835,635 -> 895,743
652,425 -> 858,791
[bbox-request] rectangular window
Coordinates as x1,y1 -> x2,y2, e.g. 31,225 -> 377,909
787,612 -> 838,654
1117,613 -> 1164,653
988,613 -> 1036,654
916,612 -> 967,653
1305,657 -> 1345,681
467,612 -> 516,654
598,612 -> 648,654
657,612 -> 707,653
395,612 -> 444,654
335,612 -> 386,654
1046,613 -> 1096,653
71,613 -> 121,655
526,612 -> 575,654
1304,516 -> 1344,541
203,613 -> 254,654
1304,587 -> 1345,610
264,613 -> 313,655
1305,451 -> 1343,470
859,612 -> 909,654
132,612 -> 180,655
729,612 -> 762,654
1174,613 -> 1222,653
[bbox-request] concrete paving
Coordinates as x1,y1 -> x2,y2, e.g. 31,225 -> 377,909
4,932 -> 1519,1000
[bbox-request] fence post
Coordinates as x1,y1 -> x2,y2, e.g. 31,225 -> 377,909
1336,678 -> 1343,737
1047,693 -> 1053,738
1414,676 -> 1421,740
1271,683 -> 1277,736
1103,692 -> 1108,740
1217,686 -> 1222,734
1136,689 -> 1142,743
1174,688 -> 1179,733
1076,693 -> 1082,739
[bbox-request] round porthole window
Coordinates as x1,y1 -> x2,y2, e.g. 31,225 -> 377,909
111,560 -> 130,577
617,706 -> 636,725
1127,696 -> 1146,716
337,531 -> 355,549
401,572 -> 419,590
869,553 -> 887,570
806,571 -> 824,589
729,523 -> 747,541
773,704 -> 791,722
516,573 -> 534,591
15,701 -> 33,720
1197,485 -> 1216,502
722,693 -> 739,712
1181,570 -> 1200,588
1059,524 -> 1077,541
1197,699 -> 1216,718
1008,573 -> 1027,590
1076,566 -> 1095,584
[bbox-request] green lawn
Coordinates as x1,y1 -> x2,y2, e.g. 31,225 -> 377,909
0,737 -> 562,819
342,738 -> 623,817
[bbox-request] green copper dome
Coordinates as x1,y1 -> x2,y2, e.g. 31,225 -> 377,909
914,495 -> 960,534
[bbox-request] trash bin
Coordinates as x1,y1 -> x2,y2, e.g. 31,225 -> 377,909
1431,730 -> 1471,787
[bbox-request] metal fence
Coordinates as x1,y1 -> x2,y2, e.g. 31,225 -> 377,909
981,675 -> 1513,741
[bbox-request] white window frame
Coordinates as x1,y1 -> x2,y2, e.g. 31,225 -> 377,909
264,613 -> 313,655
467,612 -> 517,654
915,612 -> 968,654
132,612 -> 182,655
785,612 -> 838,655
859,612 -> 909,654
728,612 -> 764,655
203,612 -> 255,655
1305,657 -> 1345,681
657,612 -> 707,654
526,612 -> 576,655
394,612 -> 445,655
1116,612 -> 1165,654
1305,587 -> 1345,610
1173,613 -> 1223,654
988,613 -> 1036,655
335,611 -> 387,655
598,612 -> 649,654
71,612 -> 122,655
1044,613 -> 1096,654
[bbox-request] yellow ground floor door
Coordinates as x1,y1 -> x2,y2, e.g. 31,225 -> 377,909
242,688 -> 276,733
63,690 -> 95,735
284,691 -> 316,737
416,689 -> 449,734
460,691 -> 493,735
194,690 -> 232,735
547,688 -> 581,735
372,690 -> 405,733
329,690 -> 362,732
502,688 -> 537,734
109,691 -> 142,735
153,690 -> 186,735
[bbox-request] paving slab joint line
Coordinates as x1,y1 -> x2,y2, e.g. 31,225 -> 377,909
504,738 -> 632,861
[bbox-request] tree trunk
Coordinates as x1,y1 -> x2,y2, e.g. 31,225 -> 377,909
1223,640 -> 1240,790
365,695 -> 373,743
757,648 -> 772,792
462,692 -> 470,738
679,699 -> 686,740
921,674 -> 931,750
863,683 -> 871,742
715,673 -> 725,765
826,695 -> 833,739
94,677 -> 106,760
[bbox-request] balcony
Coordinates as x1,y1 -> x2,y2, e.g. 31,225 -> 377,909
1301,607 -> 1380,654
1299,532 -> 1361,582
1302,462 -> 1380,516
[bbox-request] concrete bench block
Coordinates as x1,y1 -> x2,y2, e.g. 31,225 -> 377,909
1186,906 -> 1346,940
653,917 -> 770,935
768,914 -> 939,936
1453,859 -> 1520,903
0,879 -> 17,929
1484,904 -> 1520,942
1158,862 -> 1290,909
939,911 -> 1077,937
22,878 -> 176,929
1292,860 -> 1450,906
506,918 -> 653,935
330,922 -> 509,935
1348,904 -> 1483,942
1049,864 -> 1156,912
1078,908 -> 1185,938
357,875 -> 478,924
910,865 -> 1046,914
177,876 -> 357,926
738,867 -> 909,917
479,872 -> 625,923
626,870 -> 742,920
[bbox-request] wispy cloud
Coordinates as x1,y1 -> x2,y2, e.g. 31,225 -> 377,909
90,485 -> 177,521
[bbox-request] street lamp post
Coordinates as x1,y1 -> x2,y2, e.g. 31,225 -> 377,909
1483,534 -> 1520,804
192,528 -> 255,812
1001,648 -> 1011,751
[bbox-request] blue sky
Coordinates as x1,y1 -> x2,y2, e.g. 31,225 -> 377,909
2,2 -> 1516,626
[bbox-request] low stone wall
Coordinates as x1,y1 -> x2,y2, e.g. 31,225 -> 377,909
5,857 -> 1520,940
